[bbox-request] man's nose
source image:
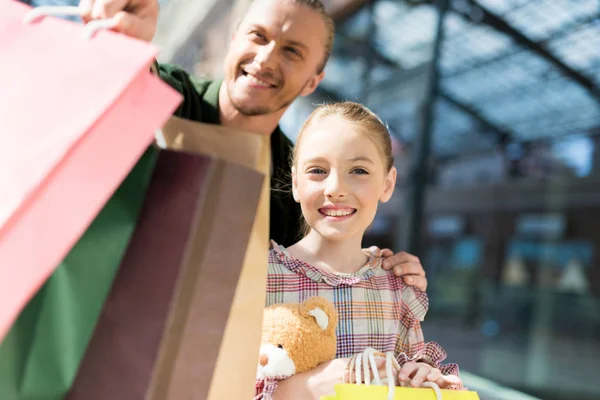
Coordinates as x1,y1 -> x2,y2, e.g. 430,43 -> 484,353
255,41 -> 277,69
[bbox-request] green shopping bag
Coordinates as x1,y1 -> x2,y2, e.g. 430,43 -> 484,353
322,384 -> 480,400
0,149 -> 158,400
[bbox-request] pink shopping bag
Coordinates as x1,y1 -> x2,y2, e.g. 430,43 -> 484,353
0,0 -> 182,341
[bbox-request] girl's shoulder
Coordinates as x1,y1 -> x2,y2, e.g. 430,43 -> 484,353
269,240 -> 297,266
365,250 -> 429,321
268,240 -> 310,270
400,285 -> 429,322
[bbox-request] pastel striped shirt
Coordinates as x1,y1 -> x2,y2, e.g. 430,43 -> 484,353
256,241 -> 460,398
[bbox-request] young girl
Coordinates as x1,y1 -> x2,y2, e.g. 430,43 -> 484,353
257,102 -> 462,399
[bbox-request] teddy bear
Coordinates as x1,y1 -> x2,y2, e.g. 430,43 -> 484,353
256,296 -> 338,381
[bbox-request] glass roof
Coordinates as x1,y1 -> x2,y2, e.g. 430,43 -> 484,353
305,0 -> 600,156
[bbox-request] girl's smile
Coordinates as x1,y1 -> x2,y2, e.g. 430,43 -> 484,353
318,205 -> 357,220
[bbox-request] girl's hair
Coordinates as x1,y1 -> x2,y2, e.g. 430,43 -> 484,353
292,101 -> 395,237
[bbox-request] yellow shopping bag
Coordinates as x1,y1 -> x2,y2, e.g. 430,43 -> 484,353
322,384 -> 480,400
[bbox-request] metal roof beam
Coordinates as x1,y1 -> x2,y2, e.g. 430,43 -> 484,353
335,32 -> 515,144
455,0 -> 600,103
441,90 -> 511,145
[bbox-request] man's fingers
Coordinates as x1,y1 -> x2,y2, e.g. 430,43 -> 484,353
401,261 -> 426,276
113,11 -> 156,41
91,0 -> 129,20
380,248 -> 394,258
79,0 -> 94,22
402,275 -> 428,291
390,261 -> 426,277
382,251 -> 420,270
79,0 -> 158,42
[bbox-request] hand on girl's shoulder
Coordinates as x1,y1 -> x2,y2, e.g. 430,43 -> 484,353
365,246 -> 428,292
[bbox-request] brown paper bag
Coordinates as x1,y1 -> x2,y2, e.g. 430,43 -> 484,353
68,117 -> 270,400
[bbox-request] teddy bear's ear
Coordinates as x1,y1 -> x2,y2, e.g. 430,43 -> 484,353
302,296 -> 338,333
308,307 -> 329,331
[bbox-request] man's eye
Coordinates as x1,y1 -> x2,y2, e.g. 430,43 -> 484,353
352,168 -> 369,175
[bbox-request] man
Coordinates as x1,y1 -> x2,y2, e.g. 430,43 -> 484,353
79,0 -> 428,290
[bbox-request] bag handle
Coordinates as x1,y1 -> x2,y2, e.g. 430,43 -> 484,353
354,348 -> 443,400
23,6 -> 117,39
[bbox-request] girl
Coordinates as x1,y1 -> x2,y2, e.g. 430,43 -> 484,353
258,102 -> 462,399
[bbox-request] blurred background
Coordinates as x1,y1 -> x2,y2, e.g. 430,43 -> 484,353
24,0 -> 600,399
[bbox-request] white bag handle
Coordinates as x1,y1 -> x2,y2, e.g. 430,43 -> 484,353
355,348 -> 443,400
23,6 -> 117,39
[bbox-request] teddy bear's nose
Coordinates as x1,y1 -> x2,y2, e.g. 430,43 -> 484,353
259,354 -> 269,367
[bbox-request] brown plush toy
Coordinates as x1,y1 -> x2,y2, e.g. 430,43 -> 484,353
257,296 -> 338,380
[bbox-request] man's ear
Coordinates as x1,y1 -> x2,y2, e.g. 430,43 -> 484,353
380,166 -> 397,203
292,166 -> 300,202
300,71 -> 325,97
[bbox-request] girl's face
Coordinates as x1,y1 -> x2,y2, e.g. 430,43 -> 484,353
293,115 -> 396,242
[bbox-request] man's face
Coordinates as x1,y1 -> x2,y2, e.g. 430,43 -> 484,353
224,0 -> 327,116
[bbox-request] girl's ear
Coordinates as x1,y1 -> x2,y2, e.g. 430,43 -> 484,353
380,166 -> 397,203
292,167 -> 300,203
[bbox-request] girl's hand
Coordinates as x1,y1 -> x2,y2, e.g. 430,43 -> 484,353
397,361 -> 462,389
344,354 -> 398,384
273,358 -> 347,400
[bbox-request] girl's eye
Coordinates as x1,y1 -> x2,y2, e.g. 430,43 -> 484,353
352,168 -> 369,175
308,168 -> 326,174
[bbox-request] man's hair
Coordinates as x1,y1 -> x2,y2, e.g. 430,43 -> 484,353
239,0 -> 335,73
289,0 -> 335,73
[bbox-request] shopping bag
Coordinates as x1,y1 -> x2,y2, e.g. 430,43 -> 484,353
0,0 -> 182,341
68,117 -> 270,400
0,148 -> 158,400
0,2 -> 182,398
323,384 -> 480,400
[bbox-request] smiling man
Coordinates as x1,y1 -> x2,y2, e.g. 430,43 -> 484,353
79,0 -> 428,289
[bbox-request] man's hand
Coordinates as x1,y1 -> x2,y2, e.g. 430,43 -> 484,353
79,0 -> 158,42
368,247 -> 427,291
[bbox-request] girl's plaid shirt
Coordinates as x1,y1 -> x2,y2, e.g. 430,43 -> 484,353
255,242 -> 461,399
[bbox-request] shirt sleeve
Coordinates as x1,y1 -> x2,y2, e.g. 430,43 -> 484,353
394,287 -> 463,389
155,62 -> 208,120
255,378 -> 279,400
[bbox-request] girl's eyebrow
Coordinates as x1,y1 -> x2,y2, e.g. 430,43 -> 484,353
348,156 -> 374,164
303,156 -> 327,164
303,156 -> 374,164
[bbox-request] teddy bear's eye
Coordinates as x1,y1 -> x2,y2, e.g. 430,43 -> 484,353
277,344 -> 284,349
